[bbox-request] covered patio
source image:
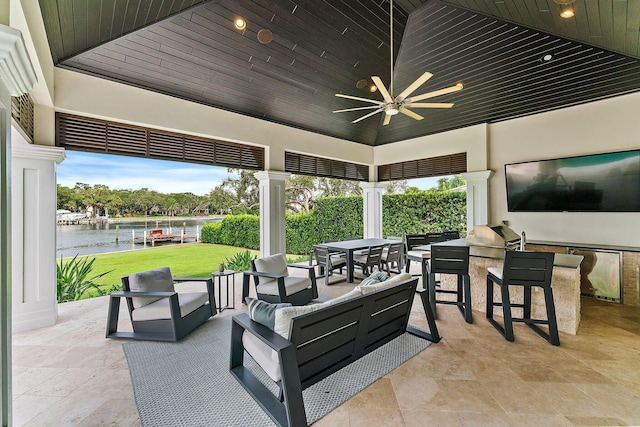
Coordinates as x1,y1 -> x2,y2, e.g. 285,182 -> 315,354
3,0 -> 640,425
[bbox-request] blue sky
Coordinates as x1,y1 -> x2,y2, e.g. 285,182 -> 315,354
58,151 -> 440,195
58,152 -> 234,196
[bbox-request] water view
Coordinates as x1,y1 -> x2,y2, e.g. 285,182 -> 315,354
56,218 -> 219,258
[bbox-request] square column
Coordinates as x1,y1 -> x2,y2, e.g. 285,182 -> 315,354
461,170 -> 493,231
360,182 -> 386,239
11,135 -> 65,332
1,24 -> 39,426
255,170 -> 290,257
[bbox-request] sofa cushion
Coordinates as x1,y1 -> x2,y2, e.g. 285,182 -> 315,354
245,297 -> 291,330
273,302 -> 331,339
326,288 -> 363,305
131,291 -> 209,321
242,333 -> 282,382
254,253 -> 289,285
257,276 -> 311,297
244,301 -> 330,383
128,266 -> 175,308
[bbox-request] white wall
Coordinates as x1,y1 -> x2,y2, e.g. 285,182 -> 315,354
487,92 -> 640,248
373,123 -> 488,172
54,69 -> 372,170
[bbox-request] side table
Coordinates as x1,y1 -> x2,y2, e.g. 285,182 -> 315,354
212,270 -> 236,312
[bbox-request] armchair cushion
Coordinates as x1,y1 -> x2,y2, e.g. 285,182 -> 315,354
131,291 -> 210,321
257,276 -> 312,297
128,266 -> 175,308
245,297 -> 291,329
253,253 -> 288,285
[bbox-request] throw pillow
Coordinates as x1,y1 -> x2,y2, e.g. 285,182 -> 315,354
245,297 -> 291,330
357,271 -> 389,289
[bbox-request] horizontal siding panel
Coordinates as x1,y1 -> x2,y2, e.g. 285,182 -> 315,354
149,131 -> 184,159
106,124 -> 147,155
378,153 -> 468,182
56,113 -> 264,170
285,152 -> 367,182
241,146 -> 264,170
184,136 -> 215,164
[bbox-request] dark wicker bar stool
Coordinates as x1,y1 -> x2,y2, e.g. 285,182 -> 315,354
486,251 -> 559,346
428,245 -> 472,323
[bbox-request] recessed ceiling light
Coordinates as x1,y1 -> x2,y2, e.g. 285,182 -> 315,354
234,17 -> 247,30
542,54 -> 554,62
369,84 -> 378,93
553,0 -> 575,18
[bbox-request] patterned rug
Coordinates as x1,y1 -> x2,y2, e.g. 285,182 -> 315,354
123,315 -> 430,426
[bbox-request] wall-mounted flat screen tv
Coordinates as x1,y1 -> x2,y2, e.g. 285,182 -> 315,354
505,150 -> 640,212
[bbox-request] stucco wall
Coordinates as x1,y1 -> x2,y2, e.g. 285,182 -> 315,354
487,92 -> 640,248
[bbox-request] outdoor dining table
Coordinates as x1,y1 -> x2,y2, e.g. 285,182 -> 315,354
323,238 -> 396,283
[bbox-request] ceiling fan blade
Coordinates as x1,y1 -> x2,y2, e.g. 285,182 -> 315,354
407,83 -> 463,102
383,114 -> 392,126
371,76 -> 393,103
352,109 -> 383,123
333,105 -> 383,113
408,102 -> 454,109
399,107 -> 424,121
335,93 -> 384,105
396,71 -> 433,101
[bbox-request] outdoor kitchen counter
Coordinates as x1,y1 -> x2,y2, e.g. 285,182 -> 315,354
423,239 -> 583,335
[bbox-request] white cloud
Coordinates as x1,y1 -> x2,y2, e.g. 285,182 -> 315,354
57,152 -> 235,196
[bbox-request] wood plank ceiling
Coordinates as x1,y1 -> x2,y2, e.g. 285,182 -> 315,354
39,0 -> 640,147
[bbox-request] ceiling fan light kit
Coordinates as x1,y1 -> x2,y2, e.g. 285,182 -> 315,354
333,0 -> 463,126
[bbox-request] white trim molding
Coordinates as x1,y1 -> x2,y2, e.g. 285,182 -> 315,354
0,25 -> 37,96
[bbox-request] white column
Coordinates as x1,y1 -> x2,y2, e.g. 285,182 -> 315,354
11,135 -> 65,332
0,24 -> 38,426
360,182 -> 386,239
461,170 -> 494,232
255,170 -> 290,258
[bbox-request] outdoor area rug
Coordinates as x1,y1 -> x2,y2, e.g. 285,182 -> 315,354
123,315 -> 431,426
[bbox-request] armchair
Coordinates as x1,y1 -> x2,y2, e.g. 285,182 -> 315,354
106,266 -> 217,341
242,253 -> 319,306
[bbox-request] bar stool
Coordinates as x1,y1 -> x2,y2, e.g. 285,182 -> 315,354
428,245 -> 472,323
486,251 -> 559,346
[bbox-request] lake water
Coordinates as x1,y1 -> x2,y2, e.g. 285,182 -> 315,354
56,218 -> 218,258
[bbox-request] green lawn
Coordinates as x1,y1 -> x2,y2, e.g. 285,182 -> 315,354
79,243 -> 259,290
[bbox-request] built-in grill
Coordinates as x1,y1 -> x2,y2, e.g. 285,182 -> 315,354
465,224 -> 522,251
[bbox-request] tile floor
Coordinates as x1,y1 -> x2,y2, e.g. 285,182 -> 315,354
11,269 -> 640,426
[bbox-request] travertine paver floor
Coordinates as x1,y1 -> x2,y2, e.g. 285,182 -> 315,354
11,266 -> 640,426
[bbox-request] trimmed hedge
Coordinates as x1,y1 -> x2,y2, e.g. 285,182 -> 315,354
201,191 -> 466,255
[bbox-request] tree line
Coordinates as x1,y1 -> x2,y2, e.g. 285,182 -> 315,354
57,167 -> 464,218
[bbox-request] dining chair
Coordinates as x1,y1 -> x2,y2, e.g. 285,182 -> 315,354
313,245 -> 347,286
380,241 -> 404,274
353,245 -> 384,277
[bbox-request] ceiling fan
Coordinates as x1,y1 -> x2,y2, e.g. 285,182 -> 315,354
333,0 -> 463,126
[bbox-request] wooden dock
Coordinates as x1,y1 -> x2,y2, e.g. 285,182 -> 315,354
133,229 -> 199,246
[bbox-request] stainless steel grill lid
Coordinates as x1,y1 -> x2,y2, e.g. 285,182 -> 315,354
466,224 -> 520,248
